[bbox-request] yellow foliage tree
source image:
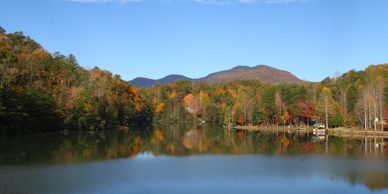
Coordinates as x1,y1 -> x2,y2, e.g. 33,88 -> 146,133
155,102 -> 165,113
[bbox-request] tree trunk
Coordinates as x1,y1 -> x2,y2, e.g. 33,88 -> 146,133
363,93 -> 367,130
325,95 -> 328,129
368,100 -> 372,129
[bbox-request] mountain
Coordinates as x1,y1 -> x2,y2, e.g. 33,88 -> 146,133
130,74 -> 192,88
130,65 -> 304,87
199,65 -> 303,84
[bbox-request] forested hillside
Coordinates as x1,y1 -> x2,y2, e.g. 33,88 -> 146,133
143,65 -> 388,130
0,27 -> 152,136
1,27 -> 387,136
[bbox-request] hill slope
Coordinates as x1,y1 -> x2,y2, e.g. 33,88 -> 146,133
130,74 -> 192,88
130,65 -> 304,87
198,65 -> 303,84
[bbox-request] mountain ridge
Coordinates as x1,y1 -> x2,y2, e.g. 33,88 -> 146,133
130,65 -> 305,87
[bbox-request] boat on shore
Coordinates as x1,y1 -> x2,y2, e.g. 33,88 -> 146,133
313,124 -> 326,135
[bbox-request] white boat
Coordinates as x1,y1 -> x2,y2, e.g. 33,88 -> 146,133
313,124 -> 326,135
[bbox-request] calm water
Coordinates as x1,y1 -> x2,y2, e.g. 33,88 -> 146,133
0,125 -> 387,194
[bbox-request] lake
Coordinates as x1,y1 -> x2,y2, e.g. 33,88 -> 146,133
0,125 -> 387,194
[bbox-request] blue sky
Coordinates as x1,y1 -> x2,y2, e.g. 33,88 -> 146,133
1,0 -> 388,82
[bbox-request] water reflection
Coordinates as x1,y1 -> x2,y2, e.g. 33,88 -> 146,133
1,125 -> 387,164
362,137 -> 386,157
0,124 -> 387,191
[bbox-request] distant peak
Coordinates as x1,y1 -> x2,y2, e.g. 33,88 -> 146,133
231,65 -> 250,70
253,64 -> 275,69
130,64 -> 305,87
162,74 -> 191,80
164,74 -> 186,78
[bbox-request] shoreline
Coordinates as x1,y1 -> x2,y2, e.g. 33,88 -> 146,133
233,126 -> 388,138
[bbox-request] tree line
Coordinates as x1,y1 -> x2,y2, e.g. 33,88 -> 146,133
143,66 -> 388,130
0,27 -> 152,136
1,27 -> 387,136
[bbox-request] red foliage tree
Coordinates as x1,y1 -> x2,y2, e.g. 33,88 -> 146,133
237,115 -> 245,126
300,100 -> 315,121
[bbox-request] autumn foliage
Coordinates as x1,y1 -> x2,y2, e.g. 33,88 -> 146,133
1,27 -> 387,135
0,28 -> 152,135
144,65 -> 387,129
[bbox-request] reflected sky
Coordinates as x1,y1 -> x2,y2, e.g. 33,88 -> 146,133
0,124 -> 387,193
1,155 -> 387,194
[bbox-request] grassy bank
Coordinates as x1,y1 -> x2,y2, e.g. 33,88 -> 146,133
234,126 -> 388,138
